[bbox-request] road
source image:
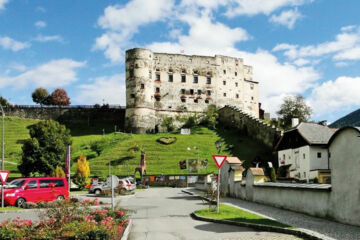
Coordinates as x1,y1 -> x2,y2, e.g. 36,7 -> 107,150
121,188 -> 302,240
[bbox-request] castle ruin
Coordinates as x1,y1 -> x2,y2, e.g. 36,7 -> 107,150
125,48 -> 259,133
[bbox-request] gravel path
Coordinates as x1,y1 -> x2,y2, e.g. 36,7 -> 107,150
184,188 -> 360,240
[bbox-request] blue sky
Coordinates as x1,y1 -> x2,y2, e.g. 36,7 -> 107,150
0,0 -> 360,122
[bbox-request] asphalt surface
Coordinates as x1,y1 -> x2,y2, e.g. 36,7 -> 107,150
120,188 -> 303,240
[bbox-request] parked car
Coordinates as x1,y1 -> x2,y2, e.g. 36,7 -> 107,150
88,182 -> 105,195
2,177 -> 69,207
119,178 -> 136,191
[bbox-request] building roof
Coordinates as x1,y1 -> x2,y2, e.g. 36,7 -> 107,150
296,122 -> 335,144
249,168 -> 264,176
226,157 -> 242,164
230,165 -> 244,171
328,126 -> 360,146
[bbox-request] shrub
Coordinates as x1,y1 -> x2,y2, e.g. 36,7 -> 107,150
53,165 -> 65,177
73,155 -> 91,190
161,117 -> 175,132
201,105 -> 218,129
183,115 -> 197,128
156,137 -> 177,145
270,168 -> 277,182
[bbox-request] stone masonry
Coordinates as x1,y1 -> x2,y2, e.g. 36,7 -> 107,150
125,48 -> 259,133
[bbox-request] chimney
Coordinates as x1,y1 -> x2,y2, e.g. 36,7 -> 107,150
291,118 -> 299,128
318,120 -> 327,126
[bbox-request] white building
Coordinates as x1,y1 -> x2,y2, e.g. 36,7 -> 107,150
276,122 -> 336,182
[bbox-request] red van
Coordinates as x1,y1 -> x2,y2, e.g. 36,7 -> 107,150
2,177 -> 69,207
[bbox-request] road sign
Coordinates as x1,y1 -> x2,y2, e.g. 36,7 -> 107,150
0,171 -> 9,185
212,155 -> 227,169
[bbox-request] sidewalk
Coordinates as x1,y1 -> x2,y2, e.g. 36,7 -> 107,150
184,188 -> 360,240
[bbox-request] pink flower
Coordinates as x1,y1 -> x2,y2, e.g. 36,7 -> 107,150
118,225 -> 123,233
117,211 -> 124,217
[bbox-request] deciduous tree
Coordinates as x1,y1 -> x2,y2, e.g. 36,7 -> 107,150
0,96 -> 9,107
277,95 -> 312,130
51,88 -> 71,107
18,120 -> 72,176
31,88 -> 49,106
73,155 -> 90,189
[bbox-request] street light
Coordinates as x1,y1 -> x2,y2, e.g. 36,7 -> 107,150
0,104 -> 4,209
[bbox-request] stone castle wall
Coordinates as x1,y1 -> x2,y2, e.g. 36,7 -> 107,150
125,48 -> 259,133
218,105 -> 282,148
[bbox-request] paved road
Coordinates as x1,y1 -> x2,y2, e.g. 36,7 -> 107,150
121,188 -> 302,240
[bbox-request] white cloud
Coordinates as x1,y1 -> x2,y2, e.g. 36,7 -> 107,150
309,76 -> 360,116
225,0 -> 311,17
75,74 -> 125,105
293,58 -> 310,66
94,0 -> 175,62
0,59 -> 86,89
269,8 -> 302,29
34,21 -> 46,28
33,34 -> 63,43
0,36 -> 30,51
273,26 -> 360,61
0,0 -> 9,10
9,63 -> 27,72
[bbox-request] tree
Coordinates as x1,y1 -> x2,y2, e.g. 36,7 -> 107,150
51,88 -> 71,107
201,105 -> 218,129
161,117 -> 175,132
277,95 -> 312,130
32,88 -> 50,106
53,166 -> 65,177
0,96 -> 9,107
18,120 -> 72,176
73,155 -> 90,189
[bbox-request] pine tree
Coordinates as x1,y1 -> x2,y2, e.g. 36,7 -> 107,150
54,166 -> 65,177
73,155 -> 90,189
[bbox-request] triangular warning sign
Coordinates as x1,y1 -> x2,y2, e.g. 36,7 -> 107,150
212,155 -> 227,169
0,171 -> 9,185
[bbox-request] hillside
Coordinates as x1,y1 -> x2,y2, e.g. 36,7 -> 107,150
1,117 -> 273,178
329,108 -> 360,128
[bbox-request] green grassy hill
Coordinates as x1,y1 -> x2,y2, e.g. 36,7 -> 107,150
1,117 -> 273,178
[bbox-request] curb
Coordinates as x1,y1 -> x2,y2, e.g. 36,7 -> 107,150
121,219 -> 132,240
182,190 -> 335,240
0,204 -> 111,214
191,212 -> 334,240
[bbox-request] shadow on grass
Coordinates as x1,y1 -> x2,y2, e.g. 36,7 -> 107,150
226,217 -> 291,228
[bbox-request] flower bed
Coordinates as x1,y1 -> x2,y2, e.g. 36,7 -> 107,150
0,200 -> 129,239
22,197 -> 103,209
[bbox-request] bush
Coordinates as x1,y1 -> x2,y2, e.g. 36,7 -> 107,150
270,168 -> 277,182
201,105 -> 218,129
161,117 -> 175,132
73,155 -> 91,190
157,137 -> 177,145
183,115 -> 197,128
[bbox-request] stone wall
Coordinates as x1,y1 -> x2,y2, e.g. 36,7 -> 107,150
4,106 -> 126,128
218,105 -> 283,148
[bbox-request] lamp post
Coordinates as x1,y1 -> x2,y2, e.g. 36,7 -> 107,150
215,139 -> 223,213
0,104 -> 4,209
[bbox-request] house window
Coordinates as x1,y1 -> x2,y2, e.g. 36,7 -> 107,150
223,93 -> 226,97
317,152 -> 322,158
156,87 -> 160,93
194,99 -> 198,103
223,70 -> 226,74
193,75 -> 198,83
304,172 -> 306,178
197,89 -> 201,95
235,82 -> 238,87
223,81 -> 226,85
181,98 -> 186,103
140,84 -> 145,89
251,96 -> 254,100
181,74 -> 186,83
303,153 -> 306,159
181,89 -> 185,94
236,94 -> 239,99
149,70 -> 152,79
129,69 -> 134,78
283,154 -> 285,160
206,90 -> 211,96
168,74 -> 173,82
206,77 -> 211,84
190,89 -> 194,95
235,72 -> 237,76
205,99 -> 209,104
156,73 -> 160,81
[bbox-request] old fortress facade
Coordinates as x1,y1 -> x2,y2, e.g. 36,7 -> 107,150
125,48 -> 259,133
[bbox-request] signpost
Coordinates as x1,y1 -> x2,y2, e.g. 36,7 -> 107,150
0,170 -> 9,208
212,155 -> 227,213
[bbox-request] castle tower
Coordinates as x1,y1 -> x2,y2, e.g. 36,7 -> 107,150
125,48 -> 156,133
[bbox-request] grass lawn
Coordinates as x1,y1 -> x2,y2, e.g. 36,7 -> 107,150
195,204 -> 291,228
1,117 -> 273,179
0,206 -> 22,211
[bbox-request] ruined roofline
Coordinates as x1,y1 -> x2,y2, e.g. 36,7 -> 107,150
126,47 -> 245,63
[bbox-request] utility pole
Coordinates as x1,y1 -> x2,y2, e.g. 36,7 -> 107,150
0,104 -> 5,209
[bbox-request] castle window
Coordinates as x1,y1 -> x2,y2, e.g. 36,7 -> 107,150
223,81 -> 226,85
251,96 -> 254,100
193,75 -> 198,83
235,82 -> 238,87
235,72 -> 237,76
168,73 -> 173,82
197,89 -> 201,95
181,89 -> 185,94
206,90 -> 211,96
181,74 -> 186,83
223,93 -> 226,97
206,77 -> 211,84
236,94 -> 239,99
156,73 -> 160,81
130,94 -> 135,98
156,87 -> 160,93
129,69 -> 134,78
190,89 -> 194,95
140,83 -> 145,89
223,70 -> 226,74
205,99 -> 209,104
194,99 -> 198,103
317,152 -> 322,158
149,70 -> 152,79
181,98 -> 186,103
